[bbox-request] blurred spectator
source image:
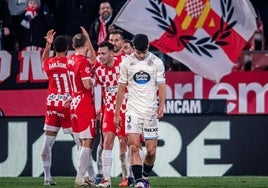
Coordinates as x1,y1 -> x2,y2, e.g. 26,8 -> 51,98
90,0 -> 116,51
251,52 -> 268,70
244,15 -> 264,51
164,55 -> 190,71
8,0 -> 27,17
166,56 -> 179,71
0,0 -> 13,51
20,0 -> 39,29
250,0 -> 268,50
17,0 -> 53,50
7,0 -> 28,51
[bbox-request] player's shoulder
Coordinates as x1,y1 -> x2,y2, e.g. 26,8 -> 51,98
148,52 -> 164,66
44,56 -> 54,63
43,56 -> 58,69
121,54 -> 135,64
149,52 -> 162,61
95,63 -> 104,73
68,53 -> 75,59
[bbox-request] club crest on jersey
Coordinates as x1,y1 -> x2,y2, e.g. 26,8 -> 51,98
85,67 -> 90,73
147,60 -> 153,66
130,61 -> 135,66
133,70 -> 150,84
127,123 -> 132,130
68,59 -> 74,65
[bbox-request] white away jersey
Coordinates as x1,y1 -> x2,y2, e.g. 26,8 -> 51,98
118,52 -> 165,119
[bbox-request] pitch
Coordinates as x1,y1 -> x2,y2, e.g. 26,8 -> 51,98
1,176 -> 268,188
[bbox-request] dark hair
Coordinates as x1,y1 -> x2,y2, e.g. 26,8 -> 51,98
124,39 -> 133,47
72,33 -> 87,48
98,41 -> 114,51
108,29 -> 124,39
99,0 -> 112,6
53,36 -> 68,53
133,34 -> 149,52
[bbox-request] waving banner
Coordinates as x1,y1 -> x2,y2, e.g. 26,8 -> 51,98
114,0 -> 256,82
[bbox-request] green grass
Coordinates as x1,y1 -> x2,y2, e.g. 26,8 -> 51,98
1,177 -> 268,188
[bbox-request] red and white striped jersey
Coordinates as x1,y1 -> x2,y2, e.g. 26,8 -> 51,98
95,58 -> 127,113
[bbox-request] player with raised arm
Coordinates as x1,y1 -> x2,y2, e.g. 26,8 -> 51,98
67,27 -> 97,187
41,29 -> 80,186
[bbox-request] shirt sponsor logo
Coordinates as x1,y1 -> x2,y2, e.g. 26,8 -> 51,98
48,93 -> 70,101
47,110 -> 65,117
106,85 -> 118,93
144,128 -> 158,132
133,71 -> 150,84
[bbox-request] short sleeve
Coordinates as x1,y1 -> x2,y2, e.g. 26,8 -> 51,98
80,59 -> 92,80
118,60 -> 128,84
156,59 -> 166,84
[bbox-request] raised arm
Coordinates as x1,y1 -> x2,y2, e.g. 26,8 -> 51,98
80,26 -> 96,65
41,29 -> 56,66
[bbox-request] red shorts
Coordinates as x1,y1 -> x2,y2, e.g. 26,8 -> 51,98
102,110 -> 126,137
70,95 -> 96,139
44,105 -> 72,134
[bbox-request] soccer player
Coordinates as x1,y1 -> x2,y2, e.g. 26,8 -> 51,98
122,39 -> 134,56
41,29 -> 79,186
67,27 -> 97,187
95,29 -> 132,187
94,41 -> 128,188
109,32 -> 136,187
114,34 -> 166,188
108,29 -> 125,58
108,29 -> 131,187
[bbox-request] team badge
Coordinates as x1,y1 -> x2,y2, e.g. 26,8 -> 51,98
133,70 -> 151,84
147,60 -> 153,66
85,67 -> 90,73
127,123 -> 132,130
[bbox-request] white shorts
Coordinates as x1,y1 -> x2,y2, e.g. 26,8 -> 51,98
125,114 -> 159,140
73,126 -> 95,140
44,124 -> 72,134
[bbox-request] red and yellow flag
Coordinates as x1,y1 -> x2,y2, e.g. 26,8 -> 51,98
114,0 -> 256,82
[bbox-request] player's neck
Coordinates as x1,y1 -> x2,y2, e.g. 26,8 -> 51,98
56,51 -> 67,57
75,48 -> 87,56
106,59 -> 114,68
113,50 -> 123,57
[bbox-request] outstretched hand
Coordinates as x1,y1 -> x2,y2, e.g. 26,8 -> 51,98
80,26 -> 90,40
45,29 -> 56,44
157,105 -> 164,119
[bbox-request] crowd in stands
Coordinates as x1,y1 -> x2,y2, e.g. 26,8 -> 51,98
1,0 -> 268,71
0,0 -> 128,50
